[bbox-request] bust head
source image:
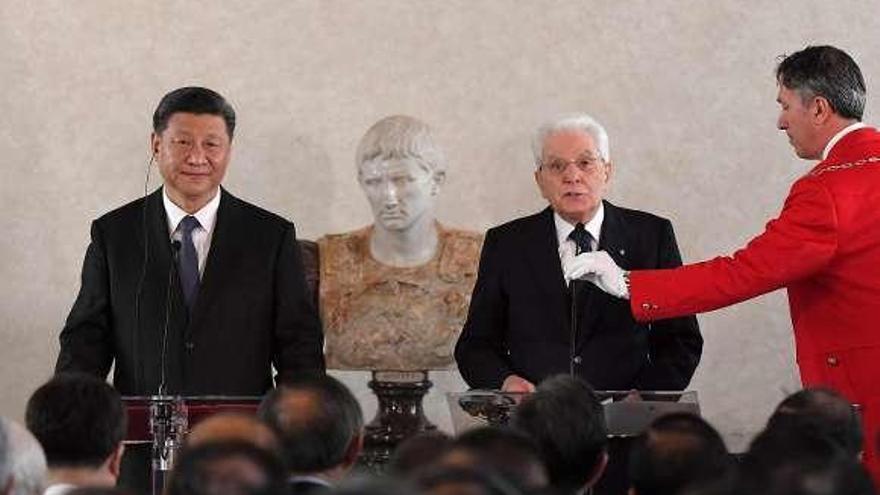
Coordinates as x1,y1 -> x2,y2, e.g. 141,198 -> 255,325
356,115 -> 446,234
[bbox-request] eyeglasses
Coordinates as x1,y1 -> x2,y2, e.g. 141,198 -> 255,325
540,154 -> 604,175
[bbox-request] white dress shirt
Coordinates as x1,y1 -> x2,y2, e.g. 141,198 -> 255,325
43,483 -> 76,495
554,201 -> 604,261
163,188 -> 221,278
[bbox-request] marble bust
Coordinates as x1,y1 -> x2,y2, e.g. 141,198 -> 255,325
319,115 -> 483,370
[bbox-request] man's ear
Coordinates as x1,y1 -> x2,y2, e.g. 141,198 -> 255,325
584,450 -> 609,489
150,132 -> 160,158
431,170 -> 446,195
106,443 -> 125,479
341,432 -> 364,469
534,169 -> 549,200
1,475 -> 13,495
812,96 -> 834,125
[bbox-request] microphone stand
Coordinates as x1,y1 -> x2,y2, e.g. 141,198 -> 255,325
570,279 -> 578,377
150,240 -> 186,495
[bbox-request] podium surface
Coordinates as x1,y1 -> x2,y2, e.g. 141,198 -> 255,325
448,390 -> 699,436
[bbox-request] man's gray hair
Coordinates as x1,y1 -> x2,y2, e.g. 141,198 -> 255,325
0,418 -> 47,495
356,115 -> 446,174
532,113 -> 611,167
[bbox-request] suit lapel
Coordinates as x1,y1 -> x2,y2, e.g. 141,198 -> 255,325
188,189 -> 239,334
576,201 -> 630,347
524,208 -> 571,338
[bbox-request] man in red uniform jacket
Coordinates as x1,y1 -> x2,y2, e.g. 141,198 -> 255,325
565,45 -> 880,482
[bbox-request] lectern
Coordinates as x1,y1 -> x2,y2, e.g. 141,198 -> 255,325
122,396 -> 262,495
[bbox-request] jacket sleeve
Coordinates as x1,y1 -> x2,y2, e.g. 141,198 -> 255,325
633,219 -> 703,390
273,222 -> 326,381
454,229 -> 514,389
56,221 -> 115,378
630,176 -> 838,321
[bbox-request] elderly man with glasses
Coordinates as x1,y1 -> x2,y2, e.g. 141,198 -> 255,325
455,113 -> 703,393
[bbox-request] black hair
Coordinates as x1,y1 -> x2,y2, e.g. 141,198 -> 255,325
166,441 -> 285,495
510,375 -> 607,493
258,374 -> 363,473
628,412 -> 732,495
450,426 -> 548,489
152,86 -> 236,138
768,387 -> 863,458
25,372 -> 126,468
739,421 -> 873,495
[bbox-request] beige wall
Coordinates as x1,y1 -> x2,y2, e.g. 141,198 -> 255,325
1,0 -> 878,451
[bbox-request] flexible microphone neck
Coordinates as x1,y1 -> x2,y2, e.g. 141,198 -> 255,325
158,240 -> 181,396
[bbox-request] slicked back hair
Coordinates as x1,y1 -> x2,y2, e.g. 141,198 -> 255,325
776,45 -> 866,120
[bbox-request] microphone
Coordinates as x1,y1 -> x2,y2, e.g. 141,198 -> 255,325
158,240 -> 181,396
133,153 -> 156,393
570,276 -> 579,377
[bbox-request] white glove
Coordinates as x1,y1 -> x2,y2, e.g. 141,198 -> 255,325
561,249 -> 630,299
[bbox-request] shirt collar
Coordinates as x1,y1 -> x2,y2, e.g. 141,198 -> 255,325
822,122 -> 867,160
288,475 -> 333,487
554,201 -> 604,248
162,187 -> 221,236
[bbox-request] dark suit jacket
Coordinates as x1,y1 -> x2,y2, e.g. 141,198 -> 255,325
454,202 -> 701,391
56,188 -> 325,395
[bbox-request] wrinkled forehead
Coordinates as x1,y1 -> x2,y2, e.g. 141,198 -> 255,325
359,156 -> 433,178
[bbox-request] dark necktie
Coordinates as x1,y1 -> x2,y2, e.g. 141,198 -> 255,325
568,223 -> 594,255
178,215 -> 201,312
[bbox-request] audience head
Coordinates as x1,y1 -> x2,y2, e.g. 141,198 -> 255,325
327,475 -> 420,495
166,441 -> 285,495
510,375 -> 608,494
440,427 -> 547,490
66,487 -> 136,495
739,421 -> 873,495
388,431 -> 454,478
153,86 -> 236,140
25,373 -> 125,478
415,465 -> 525,495
628,412 -> 732,495
258,374 -> 364,477
0,418 -> 48,495
768,387 -> 862,458
186,413 -> 280,455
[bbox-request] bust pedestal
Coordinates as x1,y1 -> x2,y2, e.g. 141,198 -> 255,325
360,370 -> 436,468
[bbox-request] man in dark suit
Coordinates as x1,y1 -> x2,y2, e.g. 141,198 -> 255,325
56,86 -> 325,396
455,113 -> 701,392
